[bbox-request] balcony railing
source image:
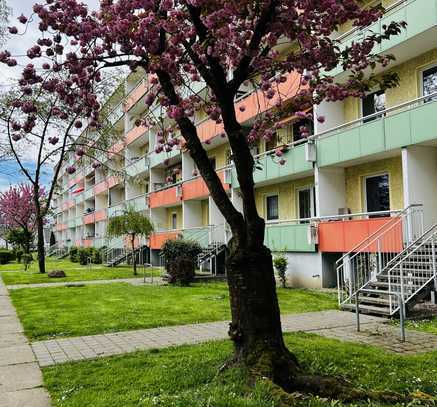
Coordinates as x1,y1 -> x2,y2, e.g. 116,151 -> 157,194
315,92 -> 437,166
126,155 -> 149,177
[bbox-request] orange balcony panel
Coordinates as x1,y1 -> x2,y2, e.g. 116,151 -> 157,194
94,209 -> 107,222
83,239 -> 93,248
94,181 -> 106,195
149,231 -> 181,250
108,141 -> 125,158
83,213 -> 95,225
55,223 -> 67,231
149,186 -> 181,208
124,81 -> 148,112
182,170 -> 229,200
126,125 -> 147,145
67,178 -> 76,188
75,239 -> 82,247
107,175 -> 120,189
196,72 -> 302,143
318,217 -> 403,253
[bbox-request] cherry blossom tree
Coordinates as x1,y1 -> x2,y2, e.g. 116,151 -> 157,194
0,184 -> 43,254
1,0 -> 405,397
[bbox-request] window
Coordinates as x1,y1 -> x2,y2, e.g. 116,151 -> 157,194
225,149 -> 233,165
266,195 -> 279,221
292,119 -> 313,141
364,174 -> 390,217
422,66 -> 437,102
265,133 -> 278,152
171,213 -> 177,230
297,186 -> 315,223
362,90 -> 385,122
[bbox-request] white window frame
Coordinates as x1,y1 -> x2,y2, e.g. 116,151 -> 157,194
362,172 -> 390,214
171,212 -> 178,230
420,63 -> 437,98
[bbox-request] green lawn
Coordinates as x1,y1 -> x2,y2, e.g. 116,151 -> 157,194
0,258 -> 161,285
401,317 -> 437,335
10,283 -> 337,341
43,332 -> 437,407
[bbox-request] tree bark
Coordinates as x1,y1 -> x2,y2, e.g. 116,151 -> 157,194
131,234 -> 137,276
226,237 -> 299,390
36,214 -> 45,274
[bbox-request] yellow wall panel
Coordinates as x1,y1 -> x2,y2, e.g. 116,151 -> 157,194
166,206 -> 183,229
201,200 -> 209,226
207,143 -> 229,169
345,156 -> 403,213
255,177 -> 314,220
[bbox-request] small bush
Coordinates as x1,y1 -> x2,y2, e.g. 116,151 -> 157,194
21,253 -> 33,271
69,246 -> 79,263
273,254 -> 288,288
0,249 -> 15,265
92,248 -> 102,264
161,239 -> 202,272
167,256 -> 195,286
78,248 -> 91,266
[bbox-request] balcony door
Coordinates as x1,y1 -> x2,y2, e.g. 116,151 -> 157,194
364,174 -> 390,217
362,89 -> 385,123
422,65 -> 437,102
297,186 -> 315,223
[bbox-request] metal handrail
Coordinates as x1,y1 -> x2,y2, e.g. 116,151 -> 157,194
355,289 -> 405,341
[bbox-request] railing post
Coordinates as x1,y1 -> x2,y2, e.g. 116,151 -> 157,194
377,239 -> 382,275
398,294 -> 406,342
400,262 -> 405,316
355,291 -> 360,332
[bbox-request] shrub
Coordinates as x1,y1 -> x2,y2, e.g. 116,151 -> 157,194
92,248 -> 102,264
160,239 -> 202,272
0,249 -> 15,264
273,253 -> 288,288
78,248 -> 92,266
21,253 -> 33,271
167,256 -> 195,286
69,246 -> 79,263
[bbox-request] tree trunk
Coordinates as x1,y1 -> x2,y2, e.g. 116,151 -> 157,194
36,215 -> 45,274
226,240 -> 299,391
131,234 -> 137,276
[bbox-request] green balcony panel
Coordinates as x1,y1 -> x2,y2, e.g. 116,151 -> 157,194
126,157 -> 149,177
84,188 -> 94,201
183,227 -> 210,248
108,203 -> 126,218
75,217 -> 83,227
317,99 -> 437,166
329,0 -> 437,76
232,143 -> 312,188
149,149 -> 181,168
265,223 -> 315,252
127,196 -> 148,212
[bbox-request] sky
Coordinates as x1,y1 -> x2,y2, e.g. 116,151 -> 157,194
0,0 -> 100,191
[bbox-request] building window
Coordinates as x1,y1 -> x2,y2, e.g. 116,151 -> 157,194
265,133 -> 278,152
362,90 -> 385,122
422,66 -> 437,102
297,186 -> 315,223
266,195 -> 279,221
171,213 -> 177,230
292,118 -> 313,141
209,157 -> 216,170
364,174 -> 390,217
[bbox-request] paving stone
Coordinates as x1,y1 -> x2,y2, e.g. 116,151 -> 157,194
0,388 -> 51,407
0,344 -> 36,366
0,363 -> 44,392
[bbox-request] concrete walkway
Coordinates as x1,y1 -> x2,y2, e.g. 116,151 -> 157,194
7,276 -> 163,290
0,279 -> 51,406
32,311 -> 391,367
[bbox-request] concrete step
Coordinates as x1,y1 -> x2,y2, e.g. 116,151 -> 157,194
342,303 -> 392,316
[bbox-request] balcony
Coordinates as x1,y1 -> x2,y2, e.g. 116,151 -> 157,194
55,223 -> 67,232
75,217 -> 83,227
126,156 -> 149,177
67,219 -> 76,229
265,222 -> 316,252
330,0 -> 437,77
107,202 -> 125,218
149,148 -> 181,168
84,187 -> 94,201
149,184 -> 182,208
316,95 -> 437,167
126,195 -> 149,212
182,227 -> 210,248
124,79 -> 148,112
94,209 -> 107,222
83,213 -> 95,225
318,217 -> 403,253
149,230 -> 181,249
126,124 -> 147,145
107,102 -> 124,126
232,141 -> 312,188
94,176 -> 121,195
182,170 -> 230,200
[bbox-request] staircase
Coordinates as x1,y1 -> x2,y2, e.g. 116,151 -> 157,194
337,205 -> 437,317
197,242 -> 227,274
104,245 -> 148,267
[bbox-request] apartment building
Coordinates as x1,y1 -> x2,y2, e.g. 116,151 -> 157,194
53,0 -> 437,296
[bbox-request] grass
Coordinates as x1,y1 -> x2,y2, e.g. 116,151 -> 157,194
399,317 -> 437,335
43,332 -> 437,407
9,283 -> 337,341
0,257 -> 161,285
